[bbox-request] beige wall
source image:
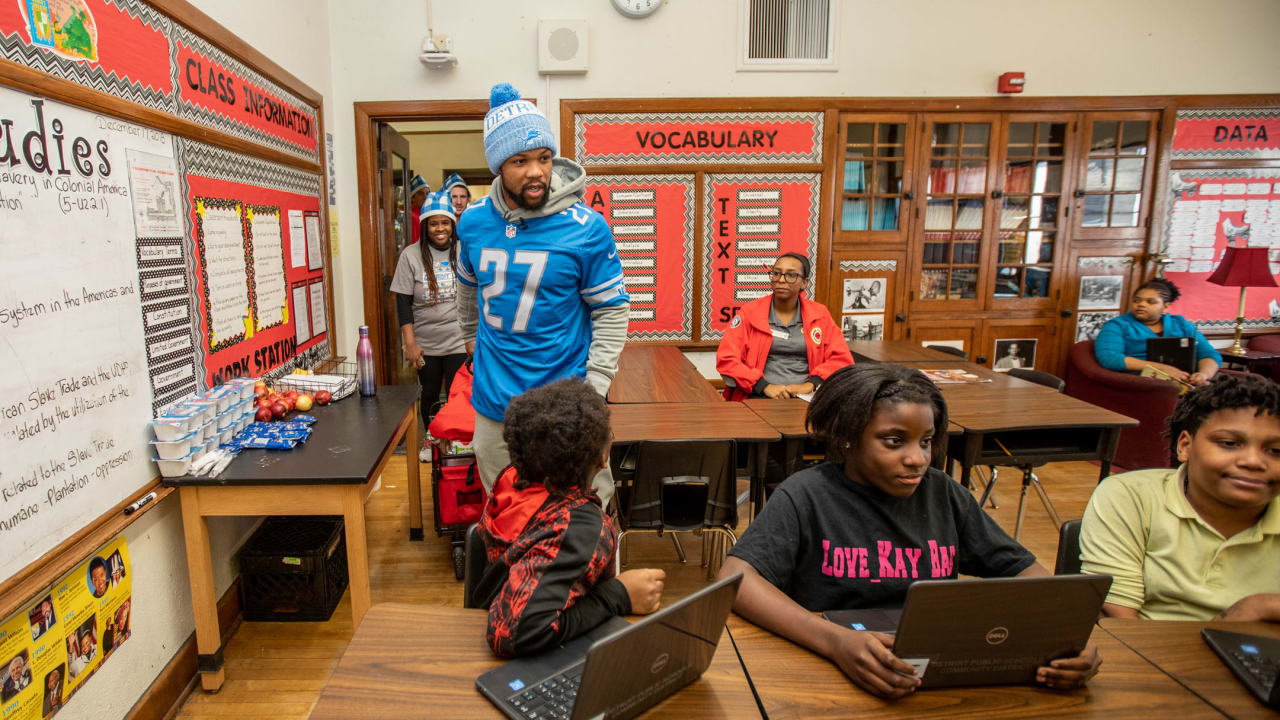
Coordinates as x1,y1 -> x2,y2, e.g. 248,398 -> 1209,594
389,122 -> 488,198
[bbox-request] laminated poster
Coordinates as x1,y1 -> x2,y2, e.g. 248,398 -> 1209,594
0,536 -> 132,719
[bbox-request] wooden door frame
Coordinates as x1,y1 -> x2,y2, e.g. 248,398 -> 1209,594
354,100 -> 489,383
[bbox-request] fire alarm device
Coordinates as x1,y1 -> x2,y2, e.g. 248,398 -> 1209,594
998,72 -> 1025,94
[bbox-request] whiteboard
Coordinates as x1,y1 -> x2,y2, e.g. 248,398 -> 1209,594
0,86 -> 174,583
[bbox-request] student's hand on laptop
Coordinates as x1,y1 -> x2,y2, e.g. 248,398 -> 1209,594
1146,362 -> 1190,383
618,569 -> 665,614
1035,640 -> 1101,689
1188,372 -> 1211,386
828,627 -> 921,699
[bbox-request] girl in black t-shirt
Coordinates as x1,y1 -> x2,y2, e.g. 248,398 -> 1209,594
719,364 -> 1101,699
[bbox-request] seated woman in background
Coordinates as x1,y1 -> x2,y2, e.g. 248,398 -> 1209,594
718,364 -> 1100,699
1093,278 -> 1221,386
716,252 -> 853,400
1081,373 -> 1280,622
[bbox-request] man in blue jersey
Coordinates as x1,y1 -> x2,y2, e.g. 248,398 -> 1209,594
456,83 -> 628,505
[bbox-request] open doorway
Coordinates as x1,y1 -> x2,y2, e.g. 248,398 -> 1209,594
354,100 -> 490,388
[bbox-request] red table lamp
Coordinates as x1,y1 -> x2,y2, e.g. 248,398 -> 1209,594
1206,245 -> 1277,355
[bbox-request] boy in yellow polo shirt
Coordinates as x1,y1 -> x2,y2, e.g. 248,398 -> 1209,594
1081,373 -> 1280,621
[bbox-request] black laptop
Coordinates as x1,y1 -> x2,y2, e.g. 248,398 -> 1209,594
476,573 -> 742,720
1202,627 -> 1280,709
1147,337 -> 1196,373
821,574 -> 1112,688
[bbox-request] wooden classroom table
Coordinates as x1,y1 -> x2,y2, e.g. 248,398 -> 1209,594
1100,618 -> 1280,719
726,615 -> 1225,719
848,339 -> 964,363
308,604 -> 760,719
163,385 -> 420,692
609,344 -> 723,403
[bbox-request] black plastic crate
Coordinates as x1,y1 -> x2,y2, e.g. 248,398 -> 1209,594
239,516 -> 348,622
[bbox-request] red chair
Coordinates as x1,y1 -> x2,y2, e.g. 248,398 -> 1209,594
1064,340 -> 1180,472
1246,334 -> 1280,381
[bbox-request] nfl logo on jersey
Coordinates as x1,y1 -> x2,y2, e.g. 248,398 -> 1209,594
505,224 -> 517,238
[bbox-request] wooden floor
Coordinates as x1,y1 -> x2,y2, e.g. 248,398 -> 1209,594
174,458 -> 1107,719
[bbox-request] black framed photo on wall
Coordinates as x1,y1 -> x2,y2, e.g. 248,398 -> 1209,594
993,338 -> 1036,371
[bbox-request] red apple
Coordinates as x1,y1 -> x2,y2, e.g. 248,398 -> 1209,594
271,401 -> 288,420
315,390 -> 332,406
285,391 -> 299,401
258,397 -> 274,410
283,397 -> 296,411
255,406 -> 273,422
295,394 -> 313,412
253,380 -> 268,394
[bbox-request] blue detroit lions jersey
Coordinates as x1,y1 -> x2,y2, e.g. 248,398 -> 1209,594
457,196 -> 627,421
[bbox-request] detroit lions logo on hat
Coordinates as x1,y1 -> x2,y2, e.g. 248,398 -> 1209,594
523,128 -> 544,147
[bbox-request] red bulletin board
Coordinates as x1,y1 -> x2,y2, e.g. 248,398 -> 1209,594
0,0 -> 172,99
583,174 -> 694,341
701,173 -> 820,339
574,112 -> 823,166
185,172 -> 326,385
1162,170 -> 1280,327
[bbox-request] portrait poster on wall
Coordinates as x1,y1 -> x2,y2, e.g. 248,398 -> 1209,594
0,536 -> 132,719
992,338 -> 1037,371
1077,275 -> 1124,311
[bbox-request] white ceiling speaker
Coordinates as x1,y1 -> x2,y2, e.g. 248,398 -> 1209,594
538,19 -> 588,75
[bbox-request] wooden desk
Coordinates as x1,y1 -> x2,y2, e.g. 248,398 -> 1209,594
1219,348 -> 1280,376
609,345 -> 723,403
727,615 -> 1223,719
1100,618 -> 1280,719
309,604 -> 760,719
893,360 -> 1056,392
164,385 -> 420,692
848,340 -> 961,363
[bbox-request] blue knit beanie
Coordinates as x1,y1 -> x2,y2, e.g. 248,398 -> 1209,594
409,174 -> 429,198
420,191 -> 456,223
441,172 -> 466,191
483,83 -> 556,174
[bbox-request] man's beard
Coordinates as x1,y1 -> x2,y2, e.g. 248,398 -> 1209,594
503,177 -> 548,210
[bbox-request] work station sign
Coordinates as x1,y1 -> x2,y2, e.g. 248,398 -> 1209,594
574,111 -> 823,166
701,173 -> 820,340
1172,109 -> 1280,160
585,174 -> 695,341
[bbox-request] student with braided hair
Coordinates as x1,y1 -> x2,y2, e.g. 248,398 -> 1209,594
1082,373 -> 1280,621
1094,277 -> 1221,385
719,363 -> 1100,699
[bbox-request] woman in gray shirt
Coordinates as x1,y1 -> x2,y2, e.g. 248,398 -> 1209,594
391,191 -> 467,461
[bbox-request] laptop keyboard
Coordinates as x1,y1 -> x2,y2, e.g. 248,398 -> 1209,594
506,663 -> 583,719
1229,645 -> 1278,690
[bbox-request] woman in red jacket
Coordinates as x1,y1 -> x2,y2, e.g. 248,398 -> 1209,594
717,253 -> 854,401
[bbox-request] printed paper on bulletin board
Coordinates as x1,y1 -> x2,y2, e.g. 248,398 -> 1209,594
0,535 -> 132,719
584,175 -> 694,341
701,173 -> 820,340
181,140 -> 329,386
1161,170 -> 1280,329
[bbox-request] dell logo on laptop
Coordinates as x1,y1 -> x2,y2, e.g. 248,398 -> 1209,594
985,626 -> 1010,645
650,653 -> 670,674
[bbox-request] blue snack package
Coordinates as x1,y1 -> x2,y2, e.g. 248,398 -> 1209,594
240,435 -> 298,450
291,414 -> 318,424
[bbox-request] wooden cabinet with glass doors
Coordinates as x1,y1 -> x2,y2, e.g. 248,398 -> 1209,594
831,109 -> 1157,375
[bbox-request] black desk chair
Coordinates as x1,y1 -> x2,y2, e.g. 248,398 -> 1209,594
977,368 -> 1065,540
927,344 -> 968,360
1054,518 -> 1083,575
462,523 -> 488,609
616,440 -> 739,579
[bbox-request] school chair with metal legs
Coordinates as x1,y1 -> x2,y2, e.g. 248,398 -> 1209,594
974,368 -> 1066,540
615,439 -> 739,579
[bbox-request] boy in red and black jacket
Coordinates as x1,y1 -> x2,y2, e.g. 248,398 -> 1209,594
475,379 -> 665,658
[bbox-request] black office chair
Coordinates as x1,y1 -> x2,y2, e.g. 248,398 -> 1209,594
926,344 -> 968,360
1054,518 -> 1083,575
617,440 -> 739,579
462,523 -> 489,609
977,368 -> 1065,540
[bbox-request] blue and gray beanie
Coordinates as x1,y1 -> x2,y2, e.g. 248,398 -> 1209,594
420,191 -> 456,223
483,83 -> 556,174
441,172 -> 467,191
